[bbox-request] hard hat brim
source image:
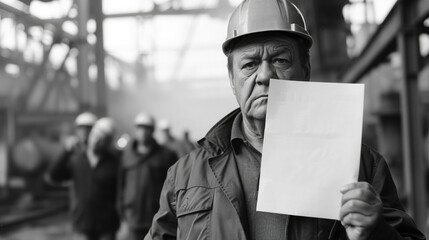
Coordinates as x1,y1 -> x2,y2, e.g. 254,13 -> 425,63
222,30 -> 313,55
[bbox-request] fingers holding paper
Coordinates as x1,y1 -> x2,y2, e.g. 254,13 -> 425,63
339,182 -> 383,240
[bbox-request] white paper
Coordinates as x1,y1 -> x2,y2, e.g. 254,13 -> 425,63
256,79 -> 364,220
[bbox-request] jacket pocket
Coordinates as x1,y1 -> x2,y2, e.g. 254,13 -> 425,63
176,187 -> 214,239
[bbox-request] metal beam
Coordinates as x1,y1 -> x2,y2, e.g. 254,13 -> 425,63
37,48 -> 71,110
0,2 -> 77,40
104,6 -> 234,19
0,2 -> 43,26
76,0 -> 91,110
339,0 -> 429,83
397,0 -> 427,231
18,43 -> 54,110
93,0 -> 107,115
0,2 -> 64,27
16,112 -> 78,125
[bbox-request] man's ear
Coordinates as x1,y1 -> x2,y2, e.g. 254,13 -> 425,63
229,72 -> 236,95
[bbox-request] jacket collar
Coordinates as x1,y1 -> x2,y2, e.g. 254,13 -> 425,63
197,108 -> 241,155
199,108 -> 249,237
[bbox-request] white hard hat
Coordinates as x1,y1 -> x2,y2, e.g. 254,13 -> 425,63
92,117 -> 115,136
134,113 -> 155,127
158,119 -> 170,130
75,112 -> 97,126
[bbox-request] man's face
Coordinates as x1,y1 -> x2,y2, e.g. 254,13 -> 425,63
229,35 -> 309,121
135,125 -> 154,144
87,128 -> 112,155
76,125 -> 92,145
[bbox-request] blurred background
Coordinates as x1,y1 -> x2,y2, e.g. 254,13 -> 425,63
0,0 -> 428,239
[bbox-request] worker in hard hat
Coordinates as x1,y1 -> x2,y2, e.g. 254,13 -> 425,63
70,112 -> 98,149
48,116 -> 120,240
157,119 -> 173,145
46,112 -> 97,185
158,119 -> 195,158
118,113 -> 177,240
144,1 -> 425,240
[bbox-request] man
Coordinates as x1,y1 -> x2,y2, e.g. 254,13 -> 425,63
67,112 -> 98,152
119,113 -> 177,240
181,130 -> 196,153
145,0 -> 426,240
49,116 -> 120,240
158,120 -> 195,158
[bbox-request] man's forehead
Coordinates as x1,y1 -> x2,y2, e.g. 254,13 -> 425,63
232,35 -> 298,54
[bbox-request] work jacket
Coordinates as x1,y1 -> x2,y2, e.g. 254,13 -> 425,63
145,109 -> 426,240
120,140 -> 178,232
49,145 -> 120,234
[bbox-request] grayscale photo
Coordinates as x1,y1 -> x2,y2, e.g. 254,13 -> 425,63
0,0 -> 428,239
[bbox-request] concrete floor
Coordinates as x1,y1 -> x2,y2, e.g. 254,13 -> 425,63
1,210 -> 428,239
0,212 -> 132,240
0,212 -> 72,240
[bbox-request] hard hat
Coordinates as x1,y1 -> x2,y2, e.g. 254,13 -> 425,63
158,119 -> 170,130
92,117 -> 115,136
134,113 -> 155,127
75,112 -> 97,126
222,0 -> 312,55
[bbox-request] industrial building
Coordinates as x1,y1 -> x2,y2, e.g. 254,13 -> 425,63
0,0 -> 428,239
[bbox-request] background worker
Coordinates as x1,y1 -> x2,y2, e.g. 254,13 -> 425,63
48,116 -> 120,240
158,120 -> 194,158
144,0 -> 426,239
66,112 -> 97,153
119,113 -> 177,240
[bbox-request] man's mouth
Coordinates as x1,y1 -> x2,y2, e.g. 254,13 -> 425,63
255,95 -> 268,100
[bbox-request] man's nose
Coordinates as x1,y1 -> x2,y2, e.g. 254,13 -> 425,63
256,62 -> 277,85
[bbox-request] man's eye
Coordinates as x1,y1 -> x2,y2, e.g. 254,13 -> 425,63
242,61 -> 258,69
273,58 -> 289,65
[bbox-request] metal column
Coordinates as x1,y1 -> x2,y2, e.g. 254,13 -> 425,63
93,0 -> 107,115
76,0 -> 91,111
397,0 -> 426,231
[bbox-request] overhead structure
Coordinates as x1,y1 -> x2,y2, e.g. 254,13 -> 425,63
339,0 -> 429,231
339,0 -> 429,83
0,0 -> 108,120
103,0 -> 234,19
102,0 -> 350,83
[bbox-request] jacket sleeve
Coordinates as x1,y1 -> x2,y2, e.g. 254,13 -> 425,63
48,149 -> 73,182
366,152 -> 426,240
144,166 -> 178,240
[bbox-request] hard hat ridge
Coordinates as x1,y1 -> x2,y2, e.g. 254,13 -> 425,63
158,119 -> 170,130
75,112 -> 97,126
93,117 -> 116,136
222,0 -> 312,54
134,113 -> 155,127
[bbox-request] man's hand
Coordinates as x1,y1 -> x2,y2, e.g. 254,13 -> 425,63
339,182 -> 383,240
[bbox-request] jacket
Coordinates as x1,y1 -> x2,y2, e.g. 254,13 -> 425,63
49,145 -> 120,234
145,109 -> 426,240
120,140 -> 178,231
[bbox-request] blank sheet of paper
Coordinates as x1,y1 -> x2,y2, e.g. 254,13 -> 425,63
256,79 -> 364,220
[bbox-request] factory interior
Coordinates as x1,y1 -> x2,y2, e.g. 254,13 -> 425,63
0,0 -> 428,239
